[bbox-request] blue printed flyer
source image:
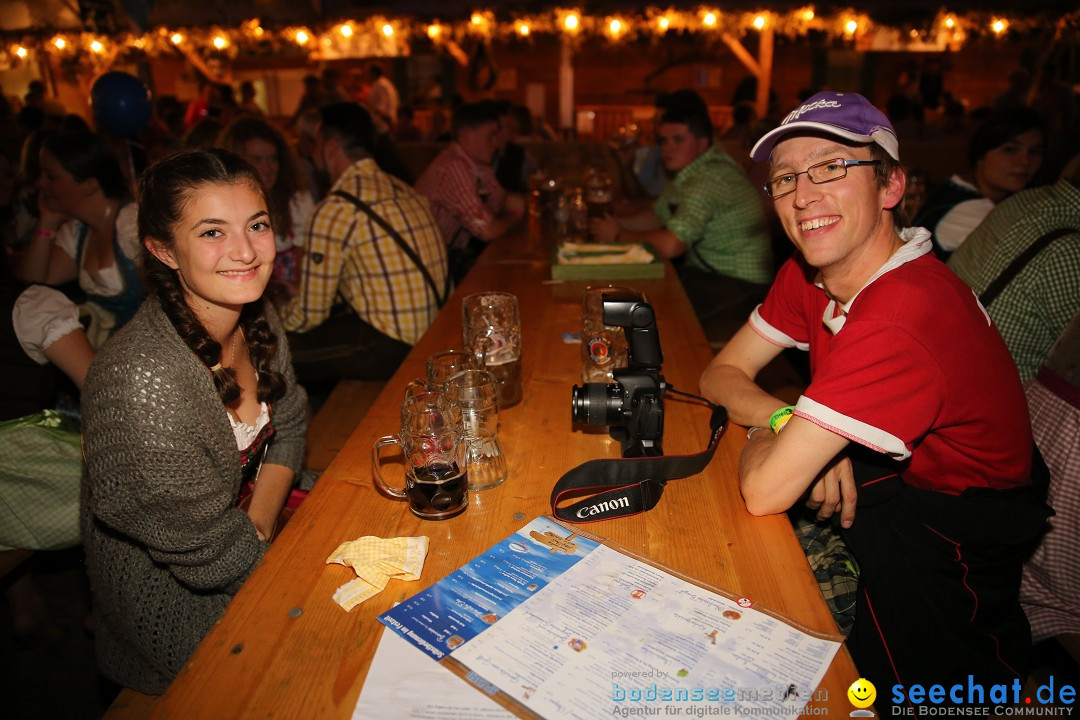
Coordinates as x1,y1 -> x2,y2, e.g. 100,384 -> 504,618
379,516 -> 599,660
378,516 -> 842,719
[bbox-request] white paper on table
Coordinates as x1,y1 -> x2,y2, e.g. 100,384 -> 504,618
353,624 -> 515,720
451,544 -> 842,720
556,242 -> 655,265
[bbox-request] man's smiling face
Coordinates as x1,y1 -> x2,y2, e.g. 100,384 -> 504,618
769,135 -> 898,277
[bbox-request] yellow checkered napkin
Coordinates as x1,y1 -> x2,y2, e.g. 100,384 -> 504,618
326,536 -> 429,611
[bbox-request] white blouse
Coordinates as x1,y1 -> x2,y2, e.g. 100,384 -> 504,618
54,204 -> 140,297
228,401 -> 270,451
12,285 -> 83,364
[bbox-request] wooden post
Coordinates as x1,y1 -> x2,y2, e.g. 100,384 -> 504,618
755,26 -> 774,119
559,38 -> 574,135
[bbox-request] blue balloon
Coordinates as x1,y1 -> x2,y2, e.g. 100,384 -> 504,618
91,71 -> 152,138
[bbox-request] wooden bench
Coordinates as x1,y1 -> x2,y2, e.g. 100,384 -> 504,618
304,380 -> 386,472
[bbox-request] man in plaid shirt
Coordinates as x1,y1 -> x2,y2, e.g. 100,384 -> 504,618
947,168 -> 1080,651
284,103 -> 447,385
415,102 -> 526,283
590,97 -> 773,341
948,172 -> 1080,383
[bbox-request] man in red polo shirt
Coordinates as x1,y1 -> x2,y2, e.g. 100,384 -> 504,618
700,92 -> 1048,704
415,101 -> 525,283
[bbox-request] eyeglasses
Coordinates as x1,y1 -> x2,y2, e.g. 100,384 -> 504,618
764,158 -> 881,199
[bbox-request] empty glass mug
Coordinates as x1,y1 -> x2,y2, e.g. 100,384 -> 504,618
446,369 -> 508,491
404,350 -> 476,398
581,285 -> 631,383
426,350 -> 475,389
462,292 -> 523,408
373,392 -> 468,520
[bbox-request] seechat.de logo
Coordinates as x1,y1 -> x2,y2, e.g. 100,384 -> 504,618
891,675 -> 1076,714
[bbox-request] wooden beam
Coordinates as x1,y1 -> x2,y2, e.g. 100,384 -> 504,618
720,33 -> 760,78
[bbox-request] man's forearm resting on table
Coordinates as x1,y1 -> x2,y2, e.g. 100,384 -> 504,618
619,211 -> 664,233
616,226 -> 686,259
699,323 -> 790,428
699,323 -> 854,522
700,362 -> 790,428
738,416 -> 853,522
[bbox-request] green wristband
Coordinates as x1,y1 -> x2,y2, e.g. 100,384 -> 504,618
769,405 -> 796,434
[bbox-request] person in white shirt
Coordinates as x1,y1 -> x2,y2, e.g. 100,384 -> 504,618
365,64 -> 400,134
913,107 -> 1045,260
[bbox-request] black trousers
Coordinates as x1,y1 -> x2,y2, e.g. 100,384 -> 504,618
841,451 -> 1050,709
286,305 -> 411,385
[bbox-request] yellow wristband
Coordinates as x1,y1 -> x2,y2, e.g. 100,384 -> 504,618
773,414 -> 793,433
769,405 -> 796,434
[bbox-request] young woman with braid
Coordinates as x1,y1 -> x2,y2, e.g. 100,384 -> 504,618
80,148 -> 307,694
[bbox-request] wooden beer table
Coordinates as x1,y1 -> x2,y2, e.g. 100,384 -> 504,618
150,225 -> 860,717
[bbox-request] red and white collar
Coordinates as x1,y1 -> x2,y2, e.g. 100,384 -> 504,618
818,227 -> 933,335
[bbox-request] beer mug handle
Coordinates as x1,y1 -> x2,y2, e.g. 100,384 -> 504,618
403,378 -> 428,399
471,336 -> 493,369
372,435 -> 407,499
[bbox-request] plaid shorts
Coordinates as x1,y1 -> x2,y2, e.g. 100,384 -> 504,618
791,512 -> 860,637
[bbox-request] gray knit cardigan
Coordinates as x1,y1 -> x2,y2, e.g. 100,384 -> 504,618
80,299 -> 307,694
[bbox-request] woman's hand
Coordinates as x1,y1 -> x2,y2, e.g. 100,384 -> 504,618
36,193 -> 67,233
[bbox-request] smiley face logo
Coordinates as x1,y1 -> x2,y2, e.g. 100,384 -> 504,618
847,678 -> 876,709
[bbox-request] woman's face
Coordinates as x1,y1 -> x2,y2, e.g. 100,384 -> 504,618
37,149 -> 87,214
241,137 -> 279,190
149,181 -> 275,317
975,128 -> 1044,201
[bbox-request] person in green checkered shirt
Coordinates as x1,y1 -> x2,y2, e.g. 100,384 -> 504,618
948,168 -> 1080,383
590,98 -> 773,341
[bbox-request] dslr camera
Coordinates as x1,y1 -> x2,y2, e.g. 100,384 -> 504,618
571,290 -> 665,457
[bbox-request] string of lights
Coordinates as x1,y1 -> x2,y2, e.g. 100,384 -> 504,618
1,5 -> 1076,72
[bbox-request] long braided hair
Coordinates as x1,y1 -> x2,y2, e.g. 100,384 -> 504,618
137,148 -> 286,406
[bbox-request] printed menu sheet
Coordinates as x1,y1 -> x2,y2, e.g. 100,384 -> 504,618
377,516 -> 842,719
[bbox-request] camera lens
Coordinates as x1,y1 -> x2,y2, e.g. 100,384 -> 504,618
571,383 -> 624,426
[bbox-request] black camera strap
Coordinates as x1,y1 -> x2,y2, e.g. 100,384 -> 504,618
551,405 -> 728,523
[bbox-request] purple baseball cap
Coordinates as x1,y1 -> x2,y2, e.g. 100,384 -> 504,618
750,91 -> 899,163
